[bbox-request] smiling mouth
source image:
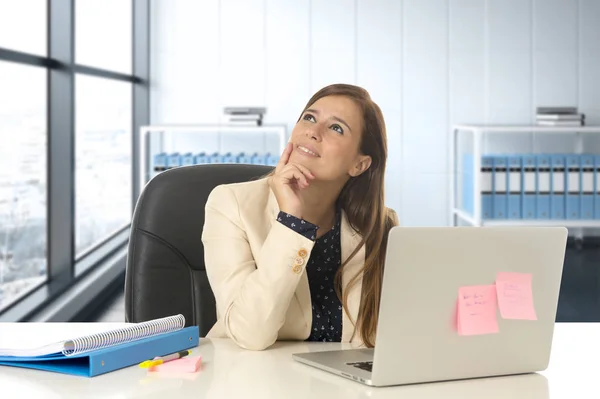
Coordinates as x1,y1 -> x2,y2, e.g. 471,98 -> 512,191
297,145 -> 320,157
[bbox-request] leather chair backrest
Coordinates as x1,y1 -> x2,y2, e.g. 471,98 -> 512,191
125,164 -> 274,336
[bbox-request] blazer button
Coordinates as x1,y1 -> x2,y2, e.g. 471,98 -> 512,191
294,256 -> 304,266
298,248 -> 308,258
292,264 -> 302,274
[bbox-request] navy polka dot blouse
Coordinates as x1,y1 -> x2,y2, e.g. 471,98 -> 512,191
277,210 -> 343,342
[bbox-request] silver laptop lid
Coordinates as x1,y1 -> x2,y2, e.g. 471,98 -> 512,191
371,226 -> 567,386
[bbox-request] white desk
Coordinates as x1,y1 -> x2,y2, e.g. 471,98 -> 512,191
0,322 -> 597,398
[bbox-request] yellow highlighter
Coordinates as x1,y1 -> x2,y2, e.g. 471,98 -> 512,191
139,350 -> 191,369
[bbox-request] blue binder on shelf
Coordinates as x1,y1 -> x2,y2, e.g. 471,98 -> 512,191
153,152 -> 167,172
580,154 -> 594,219
481,155 -> 494,220
0,315 -> 199,378
252,153 -> 266,165
507,154 -> 522,220
521,154 -> 537,219
167,153 -> 181,169
238,152 -> 252,164
266,153 -> 280,166
181,152 -> 195,166
222,152 -> 237,163
492,155 -> 508,219
535,154 -> 551,220
565,154 -> 581,219
209,152 -> 222,163
195,152 -> 209,164
550,154 -> 566,219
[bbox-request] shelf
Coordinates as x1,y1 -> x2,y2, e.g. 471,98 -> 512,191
453,125 -> 600,134
138,124 -> 287,193
453,209 -> 600,228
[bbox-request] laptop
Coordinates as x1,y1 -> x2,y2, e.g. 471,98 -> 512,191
292,226 -> 568,387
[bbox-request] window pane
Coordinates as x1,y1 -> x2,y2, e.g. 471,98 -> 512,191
75,75 -> 132,257
0,61 -> 47,311
0,0 -> 47,56
75,0 -> 132,74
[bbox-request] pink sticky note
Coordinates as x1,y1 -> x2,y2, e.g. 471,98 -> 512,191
148,356 -> 202,373
495,272 -> 537,320
457,285 -> 499,336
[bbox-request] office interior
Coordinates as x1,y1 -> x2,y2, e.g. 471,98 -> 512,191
0,0 -> 599,326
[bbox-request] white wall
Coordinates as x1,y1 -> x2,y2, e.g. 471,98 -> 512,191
150,0 -> 600,227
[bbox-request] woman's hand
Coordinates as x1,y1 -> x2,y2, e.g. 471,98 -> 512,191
268,142 -> 315,219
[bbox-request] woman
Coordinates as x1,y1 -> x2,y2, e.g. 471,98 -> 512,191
202,83 -> 398,350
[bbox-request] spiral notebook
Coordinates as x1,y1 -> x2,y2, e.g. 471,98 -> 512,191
0,315 -> 199,377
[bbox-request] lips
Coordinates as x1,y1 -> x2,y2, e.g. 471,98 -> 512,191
297,144 -> 320,157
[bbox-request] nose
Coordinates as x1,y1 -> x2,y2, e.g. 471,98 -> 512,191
305,124 -> 323,142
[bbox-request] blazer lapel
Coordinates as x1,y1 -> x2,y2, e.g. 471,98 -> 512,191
340,210 -> 365,345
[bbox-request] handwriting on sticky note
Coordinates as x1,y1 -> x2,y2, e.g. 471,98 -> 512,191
457,285 -> 499,336
496,272 -> 537,320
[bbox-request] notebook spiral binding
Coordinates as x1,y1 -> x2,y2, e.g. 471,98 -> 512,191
62,314 -> 186,356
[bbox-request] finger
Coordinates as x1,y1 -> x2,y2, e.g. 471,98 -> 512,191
281,167 -> 309,187
275,142 -> 293,172
290,163 -> 315,179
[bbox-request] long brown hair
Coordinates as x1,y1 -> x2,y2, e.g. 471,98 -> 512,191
296,84 -> 398,347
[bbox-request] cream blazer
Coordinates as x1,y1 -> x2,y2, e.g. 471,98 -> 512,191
202,177 -> 366,350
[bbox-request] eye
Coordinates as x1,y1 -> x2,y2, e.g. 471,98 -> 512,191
303,113 -> 316,122
331,124 -> 343,134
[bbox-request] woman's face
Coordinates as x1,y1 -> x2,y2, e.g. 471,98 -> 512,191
288,95 -> 371,182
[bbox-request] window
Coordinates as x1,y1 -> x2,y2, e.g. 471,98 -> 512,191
0,61 -> 47,311
75,0 -> 132,74
75,75 -> 132,257
0,0 -> 147,322
0,0 -> 47,56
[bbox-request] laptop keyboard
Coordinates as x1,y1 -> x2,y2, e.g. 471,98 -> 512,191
347,361 -> 373,372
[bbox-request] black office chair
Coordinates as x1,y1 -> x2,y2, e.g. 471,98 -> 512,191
124,164 -> 274,336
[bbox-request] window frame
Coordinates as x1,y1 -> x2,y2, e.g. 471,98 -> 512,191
0,0 -> 149,320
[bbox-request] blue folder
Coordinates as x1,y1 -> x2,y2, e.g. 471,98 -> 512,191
535,154 -> 551,220
0,325 -> 199,377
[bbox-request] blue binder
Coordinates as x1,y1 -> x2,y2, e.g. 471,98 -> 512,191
492,155 -> 508,219
167,153 -> 181,169
266,154 -> 280,166
0,317 -> 199,378
581,154 -> 594,219
521,154 -> 536,219
460,154 -> 494,219
535,154 -> 551,219
194,152 -> 209,164
181,152 -> 195,166
153,152 -> 167,172
252,153 -> 267,165
550,154 -> 566,219
238,152 -> 252,164
481,155 -> 494,219
222,152 -> 237,163
209,152 -> 222,163
565,154 -> 581,219
507,155 -> 522,219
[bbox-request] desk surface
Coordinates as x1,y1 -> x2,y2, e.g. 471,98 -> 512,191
0,322 -> 597,398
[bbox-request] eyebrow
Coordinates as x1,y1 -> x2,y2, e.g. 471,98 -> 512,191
305,108 -> 353,132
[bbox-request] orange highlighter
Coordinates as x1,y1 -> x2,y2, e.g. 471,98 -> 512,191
139,350 -> 192,369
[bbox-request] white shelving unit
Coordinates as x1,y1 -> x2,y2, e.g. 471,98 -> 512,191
449,125 -> 600,232
139,124 -> 286,193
